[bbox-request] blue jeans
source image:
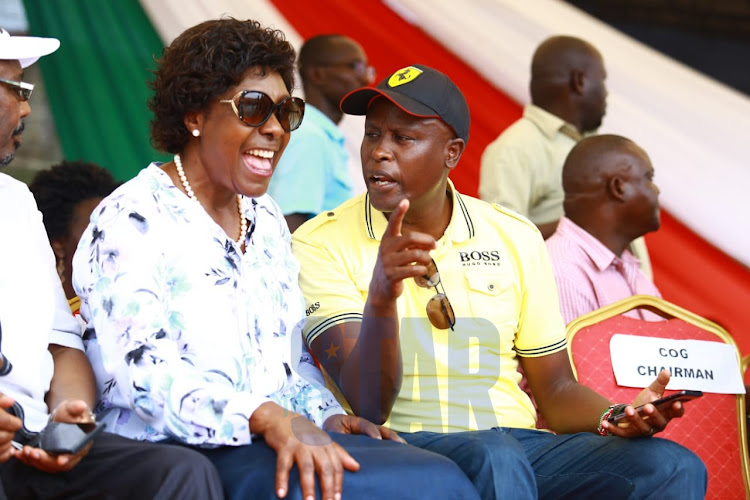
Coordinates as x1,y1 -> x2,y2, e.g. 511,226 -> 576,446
199,432 -> 479,500
402,428 -> 707,499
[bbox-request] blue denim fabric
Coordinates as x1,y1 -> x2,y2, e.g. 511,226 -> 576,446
199,432 -> 480,500
402,428 -> 707,499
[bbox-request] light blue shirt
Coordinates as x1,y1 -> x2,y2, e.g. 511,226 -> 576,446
268,104 -> 353,217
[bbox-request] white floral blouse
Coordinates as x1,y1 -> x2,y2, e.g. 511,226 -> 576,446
73,164 -> 344,446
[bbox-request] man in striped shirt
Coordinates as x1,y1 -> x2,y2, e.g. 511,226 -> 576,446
547,134 -> 663,324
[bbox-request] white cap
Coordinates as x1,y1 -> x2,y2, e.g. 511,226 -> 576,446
0,27 -> 59,68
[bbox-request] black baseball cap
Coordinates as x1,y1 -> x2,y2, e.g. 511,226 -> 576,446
340,64 -> 470,143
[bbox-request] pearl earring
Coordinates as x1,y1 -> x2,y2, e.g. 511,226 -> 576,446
192,129 -> 200,137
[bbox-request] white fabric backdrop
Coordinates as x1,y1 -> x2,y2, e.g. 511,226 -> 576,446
386,0 -> 750,267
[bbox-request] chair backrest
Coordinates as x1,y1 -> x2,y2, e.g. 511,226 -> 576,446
566,295 -> 749,500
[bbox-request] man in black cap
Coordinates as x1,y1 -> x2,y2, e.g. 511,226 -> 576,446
292,64 -> 706,499
0,27 -> 223,499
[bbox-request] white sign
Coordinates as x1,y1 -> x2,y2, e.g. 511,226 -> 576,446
609,334 -> 745,394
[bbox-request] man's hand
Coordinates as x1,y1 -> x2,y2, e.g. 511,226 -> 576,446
13,399 -> 95,473
47,399 -> 95,425
323,414 -> 405,443
368,199 -> 436,307
0,393 -> 21,462
600,370 -> 685,438
251,402 -> 360,500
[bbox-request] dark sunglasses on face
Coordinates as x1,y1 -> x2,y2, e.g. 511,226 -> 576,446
414,259 -> 456,331
348,60 -> 376,83
0,77 -> 33,101
220,90 -> 305,132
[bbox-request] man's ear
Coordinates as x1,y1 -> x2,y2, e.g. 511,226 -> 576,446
445,138 -> 465,170
305,66 -> 327,87
607,175 -> 627,202
570,69 -> 585,95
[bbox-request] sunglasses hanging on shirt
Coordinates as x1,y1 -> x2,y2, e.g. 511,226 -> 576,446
414,259 -> 456,331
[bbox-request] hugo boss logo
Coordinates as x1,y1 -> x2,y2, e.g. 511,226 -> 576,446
459,250 -> 501,266
305,302 -> 321,316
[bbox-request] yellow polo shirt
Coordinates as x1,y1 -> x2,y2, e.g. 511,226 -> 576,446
292,183 -> 567,433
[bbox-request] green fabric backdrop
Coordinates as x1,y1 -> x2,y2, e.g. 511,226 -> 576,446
22,0 -> 168,181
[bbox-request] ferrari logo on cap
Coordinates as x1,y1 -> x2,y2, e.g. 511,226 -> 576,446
388,66 -> 423,87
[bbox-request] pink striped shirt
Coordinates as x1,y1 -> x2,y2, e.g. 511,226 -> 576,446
546,217 -> 662,324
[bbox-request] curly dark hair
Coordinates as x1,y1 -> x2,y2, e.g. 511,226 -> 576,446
148,18 -> 297,154
29,160 -> 118,240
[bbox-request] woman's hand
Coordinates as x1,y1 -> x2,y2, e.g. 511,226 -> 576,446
323,414 -> 405,443
251,402 -> 360,500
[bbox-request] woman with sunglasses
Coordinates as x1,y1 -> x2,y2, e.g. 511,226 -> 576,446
72,18 -> 476,500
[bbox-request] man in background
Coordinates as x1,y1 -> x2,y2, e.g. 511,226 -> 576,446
30,160 -> 118,306
479,35 -> 606,239
479,35 -> 651,277
546,134 -> 663,323
268,34 -> 374,232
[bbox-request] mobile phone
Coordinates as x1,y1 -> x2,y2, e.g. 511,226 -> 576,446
5,403 -> 106,454
608,390 -> 703,424
35,421 -> 106,455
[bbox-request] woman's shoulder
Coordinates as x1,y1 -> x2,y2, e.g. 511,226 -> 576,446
246,193 -> 291,241
98,162 -> 159,198
90,163 -> 178,230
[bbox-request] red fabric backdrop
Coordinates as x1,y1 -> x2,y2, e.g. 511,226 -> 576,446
272,0 -> 750,354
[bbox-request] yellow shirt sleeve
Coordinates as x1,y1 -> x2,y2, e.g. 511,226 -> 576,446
492,205 -> 567,356
292,226 -> 367,347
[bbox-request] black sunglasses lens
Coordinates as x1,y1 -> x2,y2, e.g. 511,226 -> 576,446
237,92 -> 274,126
236,93 -> 304,132
277,98 -> 305,132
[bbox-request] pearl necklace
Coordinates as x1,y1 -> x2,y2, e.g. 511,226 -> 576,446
174,154 -> 247,246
